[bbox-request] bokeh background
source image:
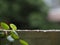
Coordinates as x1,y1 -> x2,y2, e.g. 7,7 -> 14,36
0,0 -> 60,29
1,0 -> 60,45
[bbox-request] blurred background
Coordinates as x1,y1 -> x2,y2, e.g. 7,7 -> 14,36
1,0 -> 60,45
0,0 -> 60,29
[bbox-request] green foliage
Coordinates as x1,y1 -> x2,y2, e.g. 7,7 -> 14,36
0,0 -> 48,29
19,39 -> 28,45
0,22 -> 29,45
28,12 -> 46,28
10,23 -> 19,40
11,31 -> 19,40
1,0 -> 60,29
12,3 -> 20,12
10,24 -> 17,30
26,0 -> 44,6
1,22 -> 10,30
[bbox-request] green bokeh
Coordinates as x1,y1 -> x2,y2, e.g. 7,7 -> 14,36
0,0 -> 60,29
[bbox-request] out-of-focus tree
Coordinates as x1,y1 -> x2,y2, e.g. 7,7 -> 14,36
0,0 -> 60,29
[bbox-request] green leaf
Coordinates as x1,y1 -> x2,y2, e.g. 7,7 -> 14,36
1,22 -> 10,30
11,31 -> 19,40
10,24 -> 17,30
19,39 -> 29,45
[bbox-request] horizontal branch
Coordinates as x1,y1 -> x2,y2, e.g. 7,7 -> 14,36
0,29 -> 60,32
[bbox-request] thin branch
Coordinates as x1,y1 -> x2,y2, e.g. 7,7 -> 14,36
0,30 -> 60,32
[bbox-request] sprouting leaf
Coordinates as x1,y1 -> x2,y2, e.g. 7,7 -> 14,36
11,31 -> 19,40
1,22 -> 10,30
19,39 -> 29,45
10,24 -> 17,30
